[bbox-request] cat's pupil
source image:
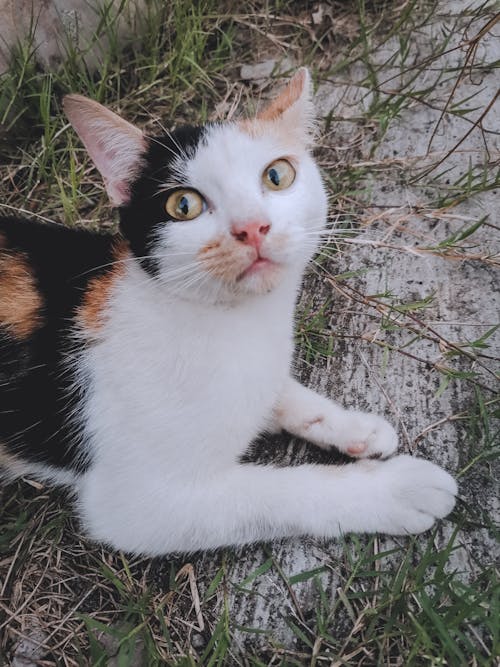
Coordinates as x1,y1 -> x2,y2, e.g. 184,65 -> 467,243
179,196 -> 189,215
269,168 -> 280,186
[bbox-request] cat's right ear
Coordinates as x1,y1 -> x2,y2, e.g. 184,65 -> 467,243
63,95 -> 147,207
255,68 -> 315,144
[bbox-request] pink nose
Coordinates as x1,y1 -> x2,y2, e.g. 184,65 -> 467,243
231,220 -> 271,250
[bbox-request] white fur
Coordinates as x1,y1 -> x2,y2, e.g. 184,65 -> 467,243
71,120 -> 456,555
0,455 -> 77,487
9,74 -> 457,554
155,122 -> 324,304
274,378 -> 398,458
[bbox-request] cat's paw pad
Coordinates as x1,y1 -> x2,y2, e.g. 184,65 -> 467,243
331,411 -> 398,459
375,455 -> 458,534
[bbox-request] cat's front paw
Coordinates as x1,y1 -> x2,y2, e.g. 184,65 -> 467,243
368,455 -> 458,534
309,410 -> 398,459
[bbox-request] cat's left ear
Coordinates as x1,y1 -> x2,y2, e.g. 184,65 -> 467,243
63,95 -> 147,207
256,67 -> 315,143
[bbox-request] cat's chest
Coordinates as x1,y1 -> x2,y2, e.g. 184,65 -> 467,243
80,274 -> 295,457
96,287 -> 291,387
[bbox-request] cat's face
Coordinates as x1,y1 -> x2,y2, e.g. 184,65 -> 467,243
64,69 -> 327,303
122,121 -> 327,302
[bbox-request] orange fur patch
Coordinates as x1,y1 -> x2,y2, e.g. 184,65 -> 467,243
237,119 -> 306,153
257,69 -> 307,122
77,241 -> 129,333
238,69 -> 312,148
197,236 -> 254,284
199,241 -> 221,254
238,117 -> 267,138
0,247 -> 43,339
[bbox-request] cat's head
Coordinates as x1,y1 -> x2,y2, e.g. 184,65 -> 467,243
64,69 -> 327,303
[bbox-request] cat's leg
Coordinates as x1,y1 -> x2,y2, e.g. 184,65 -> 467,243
78,454 -> 457,554
274,378 -> 398,458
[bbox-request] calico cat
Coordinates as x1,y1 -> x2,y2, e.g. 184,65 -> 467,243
0,69 -> 457,555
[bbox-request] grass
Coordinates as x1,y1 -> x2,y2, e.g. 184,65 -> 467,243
1,0 -> 499,664
0,0 -> 234,229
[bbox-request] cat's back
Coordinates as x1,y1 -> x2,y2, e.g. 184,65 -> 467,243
0,214 -> 118,302
0,215 -> 122,478
0,215 -> 124,349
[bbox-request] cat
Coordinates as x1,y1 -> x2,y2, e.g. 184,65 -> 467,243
0,69 -> 457,555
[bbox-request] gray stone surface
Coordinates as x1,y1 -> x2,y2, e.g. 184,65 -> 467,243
0,0 -> 146,73
220,1 -> 499,649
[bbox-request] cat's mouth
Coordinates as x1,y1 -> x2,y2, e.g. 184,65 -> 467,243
237,255 -> 277,281
197,239 -> 282,291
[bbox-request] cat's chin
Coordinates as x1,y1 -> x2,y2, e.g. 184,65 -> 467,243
237,257 -> 275,281
235,258 -> 283,295
162,266 -> 284,304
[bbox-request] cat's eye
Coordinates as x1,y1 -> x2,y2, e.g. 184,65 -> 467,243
165,189 -> 205,221
262,159 -> 296,191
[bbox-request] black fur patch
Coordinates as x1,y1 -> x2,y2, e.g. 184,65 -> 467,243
242,430 -> 354,467
120,124 -> 208,275
0,123 -> 208,472
0,216 -> 116,471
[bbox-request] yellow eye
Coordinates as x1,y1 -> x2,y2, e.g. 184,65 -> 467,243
165,189 -> 205,221
263,159 -> 296,191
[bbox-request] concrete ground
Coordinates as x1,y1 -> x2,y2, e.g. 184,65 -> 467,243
203,0 -> 500,655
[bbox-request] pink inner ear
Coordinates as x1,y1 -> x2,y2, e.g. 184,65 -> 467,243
108,180 -> 132,207
63,94 -> 146,207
